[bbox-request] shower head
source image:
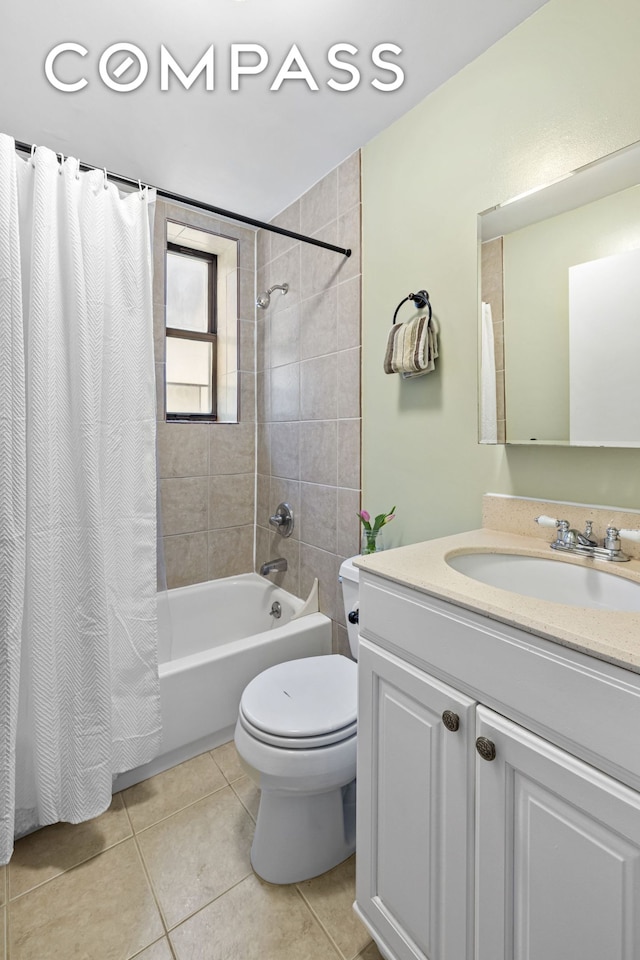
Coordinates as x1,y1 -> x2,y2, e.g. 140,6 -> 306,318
256,282 -> 289,309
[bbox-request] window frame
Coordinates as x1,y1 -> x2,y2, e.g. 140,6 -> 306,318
165,242 -> 218,422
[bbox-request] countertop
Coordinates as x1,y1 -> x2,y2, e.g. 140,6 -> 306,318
355,528 -> 640,674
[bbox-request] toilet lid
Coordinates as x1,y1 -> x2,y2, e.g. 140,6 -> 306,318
240,655 -> 357,739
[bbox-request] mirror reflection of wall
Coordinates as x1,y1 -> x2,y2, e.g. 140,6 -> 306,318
478,139 -> 640,447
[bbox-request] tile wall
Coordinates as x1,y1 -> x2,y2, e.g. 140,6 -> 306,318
153,200 -> 257,588
255,152 -> 362,655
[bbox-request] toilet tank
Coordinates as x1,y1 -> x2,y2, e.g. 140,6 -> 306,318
339,556 -> 361,660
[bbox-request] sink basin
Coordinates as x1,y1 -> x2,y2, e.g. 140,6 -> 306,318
446,552 -> 640,612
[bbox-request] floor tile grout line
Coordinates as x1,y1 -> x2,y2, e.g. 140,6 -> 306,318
165,870 -> 254,937
228,782 -> 257,823
129,934 -> 175,960
130,827 -> 174,941
124,780 -> 231,837
292,884 -> 346,960
6,830 -> 133,904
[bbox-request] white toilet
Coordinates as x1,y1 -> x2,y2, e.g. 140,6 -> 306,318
234,556 -> 361,884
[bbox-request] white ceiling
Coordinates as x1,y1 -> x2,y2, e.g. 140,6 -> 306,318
0,0 -> 548,222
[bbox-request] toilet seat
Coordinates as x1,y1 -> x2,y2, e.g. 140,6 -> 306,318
239,655 -> 357,748
238,708 -> 357,748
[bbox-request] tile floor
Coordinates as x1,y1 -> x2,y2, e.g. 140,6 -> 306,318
1,743 -> 383,960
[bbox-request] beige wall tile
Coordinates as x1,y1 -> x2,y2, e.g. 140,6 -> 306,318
301,169 -> 338,236
209,474 -> 254,529
300,287 -> 338,360
256,369 -> 271,423
299,544 -> 340,621
208,525 -> 254,579
300,483 -> 337,554
270,202 -> 301,262
155,363 -> 165,422
0,865 -> 4,906
122,753 -> 226,833
337,419 -> 361,490
169,873 -> 338,960
336,206 -> 361,284
163,532 -> 209,588
297,855 -> 370,960
300,420 -> 338,486
337,348 -> 361,419
153,301 -> 166,364
337,277 -> 361,352
157,422 -> 209,479
332,621 -> 353,659
337,487 -> 361,559
238,268 -> 255,322
266,244 -> 301,307
256,473 -> 271,527
209,422 -> 255,476
259,533 -> 300,597
256,228 -> 270,269
137,788 -> 254,929
269,477 -> 301,530
160,477 -> 209,537
300,354 -> 338,421
270,421 -> 300,480
300,222 -> 342,300
271,363 -> 300,422
239,371 -> 256,422
9,794 -> 132,900
257,423 -> 270,477
270,304 -> 301,368
338,151 -> 361,216
239,319 -> 255,373
9,840 -> 163,960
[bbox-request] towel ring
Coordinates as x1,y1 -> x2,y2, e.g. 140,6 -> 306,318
392,289 -> 431,325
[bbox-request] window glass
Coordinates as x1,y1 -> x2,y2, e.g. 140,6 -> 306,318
166,338 -> 213,415
166,251 -> 210,332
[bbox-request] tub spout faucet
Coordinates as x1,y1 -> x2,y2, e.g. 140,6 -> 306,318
260,558 -> 287,576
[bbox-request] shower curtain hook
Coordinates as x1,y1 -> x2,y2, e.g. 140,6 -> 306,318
138,179 -> 145,200
75,159 -> 81,181
30,144 -> 36,167
103,168 -> 108,191
58,153 -> 64,175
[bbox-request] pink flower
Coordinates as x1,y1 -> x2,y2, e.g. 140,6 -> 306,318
359,510 -> 371,523
385,514 -> 396,524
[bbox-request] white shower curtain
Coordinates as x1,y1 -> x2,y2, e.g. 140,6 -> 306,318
0,135 -> 161,863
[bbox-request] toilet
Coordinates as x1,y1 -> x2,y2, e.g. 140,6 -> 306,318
234,556 -> 361,884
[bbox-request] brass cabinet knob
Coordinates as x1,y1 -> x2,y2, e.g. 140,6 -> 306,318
442,710 -> 460,732
475,736 -> 497,761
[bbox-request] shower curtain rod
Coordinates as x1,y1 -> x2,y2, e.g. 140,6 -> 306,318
13,139 -> 352,259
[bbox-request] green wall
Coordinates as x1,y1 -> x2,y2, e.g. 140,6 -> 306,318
361,0 -> 640,548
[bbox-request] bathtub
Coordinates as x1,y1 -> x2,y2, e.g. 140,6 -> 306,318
113,573 -> 332,791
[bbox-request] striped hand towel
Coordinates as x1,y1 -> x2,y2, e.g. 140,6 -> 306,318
383,315 -> 438,378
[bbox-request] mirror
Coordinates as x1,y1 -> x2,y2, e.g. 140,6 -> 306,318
478,138 -> 640,446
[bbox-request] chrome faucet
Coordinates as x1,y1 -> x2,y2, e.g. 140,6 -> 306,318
535,515 -> 640,562
260,558 -> 287,576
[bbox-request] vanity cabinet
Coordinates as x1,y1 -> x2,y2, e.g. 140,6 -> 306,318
356,641 -> 475,960
355,572 -> 640,960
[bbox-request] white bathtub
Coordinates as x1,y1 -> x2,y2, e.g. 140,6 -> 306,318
113,573 -> 332,791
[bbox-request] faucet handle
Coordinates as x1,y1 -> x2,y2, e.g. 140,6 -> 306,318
618,528 -> 640,543
535,515 -> 561,528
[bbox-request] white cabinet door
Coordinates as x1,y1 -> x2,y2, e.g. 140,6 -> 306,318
356,639 -> 476,960
476,705 -> 640,960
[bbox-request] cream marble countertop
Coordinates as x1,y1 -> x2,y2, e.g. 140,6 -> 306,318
355,528 -> 640,674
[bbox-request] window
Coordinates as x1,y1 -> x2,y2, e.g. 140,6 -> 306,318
165,243 -> 217,420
